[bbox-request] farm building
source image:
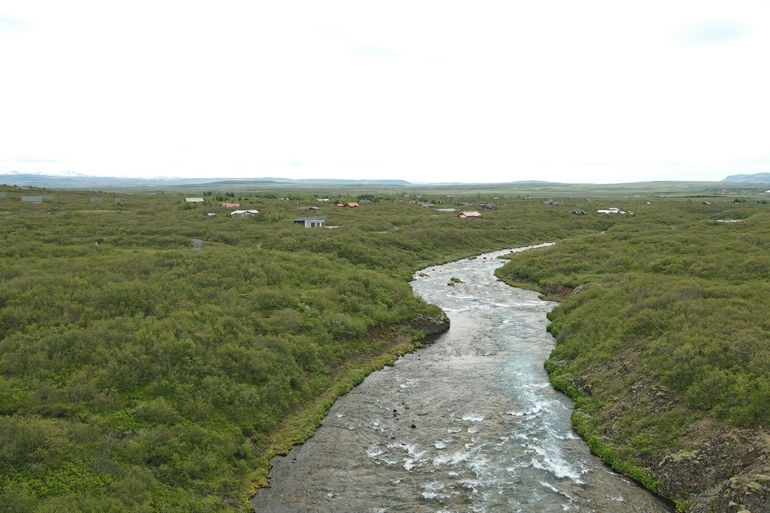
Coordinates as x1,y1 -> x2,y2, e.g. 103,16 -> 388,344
231,209 -> 258,217
293,216 -> 327,228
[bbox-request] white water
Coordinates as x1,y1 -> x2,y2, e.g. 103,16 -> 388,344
251,246 -> 673,512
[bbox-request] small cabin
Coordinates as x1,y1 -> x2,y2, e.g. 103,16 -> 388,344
293,216 -> 327,228
458,211 -> 482,218
231,209 -> 258,217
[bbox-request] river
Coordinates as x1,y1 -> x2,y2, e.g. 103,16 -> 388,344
251,246 -> 673,512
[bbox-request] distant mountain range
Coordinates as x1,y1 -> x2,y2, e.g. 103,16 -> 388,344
0,173 -> 414,188
722,173 -> 770,183
0,172 -> 559,189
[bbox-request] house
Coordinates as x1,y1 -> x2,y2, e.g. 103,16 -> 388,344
298,206 -> 320,211
570,209 -> 587,215
231,209 -> 258,217
90,197 -> 102,203
207,213 -> 216,217
293,215 -> 327,228
114,198 -> 123,203
220,202 -> 240,208
458,211 -> 482,218
186,198 -> 204,203
481,203 -> 497,210
21,196 -> 44,203
436,208 -> 456,212
542,200 -> 560,207
336,203 -> 345,207
417,202 -> 435,208
702,201 -> 711,205
597,208 -> 624,214
317,198 -> 330,202
345,202 -> 359,208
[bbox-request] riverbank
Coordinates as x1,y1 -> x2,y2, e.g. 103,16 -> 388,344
246,310 -> 450,504
493,268 -> 770,513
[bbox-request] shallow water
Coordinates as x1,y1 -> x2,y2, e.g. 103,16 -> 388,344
251,246 -> 673,512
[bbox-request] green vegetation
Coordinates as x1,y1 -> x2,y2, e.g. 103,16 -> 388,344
496,198 -> 770,507
2,182 -> 769,511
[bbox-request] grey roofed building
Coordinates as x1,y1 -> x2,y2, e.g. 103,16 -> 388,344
21,196 -> 43,203
231,209 -> 258,217
293,215 -> 327,228
570,209 -> 587,215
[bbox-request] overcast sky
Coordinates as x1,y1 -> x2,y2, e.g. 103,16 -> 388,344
1,0 -> 768,183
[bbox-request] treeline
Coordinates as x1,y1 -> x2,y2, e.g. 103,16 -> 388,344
496,201 -> 770,506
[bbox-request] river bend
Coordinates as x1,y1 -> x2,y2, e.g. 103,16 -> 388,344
251,246 -> 673,512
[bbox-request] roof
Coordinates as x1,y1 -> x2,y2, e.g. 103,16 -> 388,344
186,197 -> 204,202
231,209 -> 258,215
293,216 -> 327,222
458,211 -> 482,218
220,202 -> 240,208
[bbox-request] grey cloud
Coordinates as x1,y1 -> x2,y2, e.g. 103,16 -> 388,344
676,20 -> 751,46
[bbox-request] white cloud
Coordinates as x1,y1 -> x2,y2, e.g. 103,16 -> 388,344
0,0 -> 768,183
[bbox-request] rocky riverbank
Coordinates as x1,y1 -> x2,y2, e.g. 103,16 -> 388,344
535,283 -> 770,513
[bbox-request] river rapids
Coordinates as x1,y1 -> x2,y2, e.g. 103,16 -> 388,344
251,246 -> 673,512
